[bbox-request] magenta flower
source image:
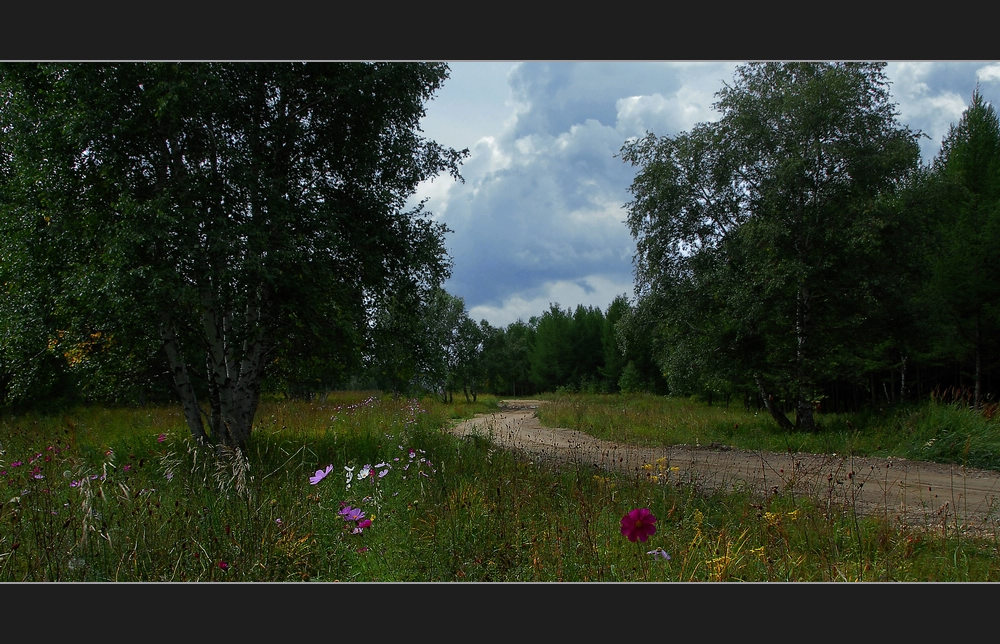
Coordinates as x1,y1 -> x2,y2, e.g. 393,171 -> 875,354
309,464 -> 334,485
218,560 -> 229,571
157,433 -> 166,443
621,507 -> 657,542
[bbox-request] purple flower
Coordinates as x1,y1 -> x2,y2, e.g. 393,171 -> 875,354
621,507 -> 657,543
309,464 -> 334,485
338,506 -> 365,522
647,547 -> 671,560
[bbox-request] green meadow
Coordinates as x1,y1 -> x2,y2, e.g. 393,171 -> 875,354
2,391 -> 999,582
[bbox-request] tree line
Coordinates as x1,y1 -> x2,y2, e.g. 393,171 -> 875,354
2,62 -> 998,447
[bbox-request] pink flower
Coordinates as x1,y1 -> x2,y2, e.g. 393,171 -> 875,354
621,507 -> 657,542
309,464 -> 334,485
157,433 -> 166,443
218,560 -> 229,571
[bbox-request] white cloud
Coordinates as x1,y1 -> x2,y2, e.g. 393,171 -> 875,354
615,84 -> 720,139
414,61 -> 1000,328
977,63 -> 1000,84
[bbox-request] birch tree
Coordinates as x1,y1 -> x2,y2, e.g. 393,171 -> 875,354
621,62 -> 921,430
0,62 -> 465,449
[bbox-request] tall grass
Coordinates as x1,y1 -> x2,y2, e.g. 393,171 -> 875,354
1,391 -> 998,581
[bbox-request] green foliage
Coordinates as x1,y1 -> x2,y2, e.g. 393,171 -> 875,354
921,87 -> 1000,407
0,62 -> 467,448
620,62 -> 923,430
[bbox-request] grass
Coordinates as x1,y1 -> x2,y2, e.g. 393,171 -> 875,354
1,390 -> 998,582
536,391 -> 1000,470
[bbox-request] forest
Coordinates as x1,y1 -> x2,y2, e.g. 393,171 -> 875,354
2,62 -> 998,444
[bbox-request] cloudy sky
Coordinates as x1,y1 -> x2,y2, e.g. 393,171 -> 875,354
406,61 -> 1000,329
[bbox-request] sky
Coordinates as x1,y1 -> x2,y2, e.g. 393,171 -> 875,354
405,61 -> 1000,329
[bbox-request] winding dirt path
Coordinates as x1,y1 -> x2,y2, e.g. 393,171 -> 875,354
445,399 -> 1000,536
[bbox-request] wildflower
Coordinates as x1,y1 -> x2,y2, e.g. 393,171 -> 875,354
647,547 -> 671,560
358,464 -> 371,479
218,560 -> 229,571
309,464 -> 334,485
356,547 -> 369,554
157,433 -> 166,443
338,505 -> 365,522
344,465 -> 355,489
621,507 -> 657,542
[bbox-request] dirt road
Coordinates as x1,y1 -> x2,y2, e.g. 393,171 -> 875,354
444,400 -> 1000,536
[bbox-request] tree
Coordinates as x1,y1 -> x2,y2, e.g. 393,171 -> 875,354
599,294 -> 630,392
419,287 -> 468,402
529,303 -> 573,392
620,62 -> 921,430
924,87 -> 1000,408
0,62 -> 466,449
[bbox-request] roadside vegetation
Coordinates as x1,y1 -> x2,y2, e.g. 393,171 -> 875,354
3,391 -> 998,582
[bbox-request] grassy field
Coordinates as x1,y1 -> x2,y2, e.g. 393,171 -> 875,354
1,390 -> 998,582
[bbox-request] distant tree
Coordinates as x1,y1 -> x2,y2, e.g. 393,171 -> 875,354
599,294 -> 631,392
569,304 -> 605,392
621,62 -> 921,430
419,287 -> 467,402
924,88 -> 1000,408
453,317 -> 487,402
529,304 -> 573,392
0,62 -> 466,449
502,320 -> 535,396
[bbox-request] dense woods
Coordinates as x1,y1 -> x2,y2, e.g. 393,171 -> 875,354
2,61 -> 999,438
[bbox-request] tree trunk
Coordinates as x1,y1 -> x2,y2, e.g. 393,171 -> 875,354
974,320 -> 982,409
899,355 -> 908,402
159,317 -> 208,443
793,283 -> 817,431
755,373 -> 794,431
